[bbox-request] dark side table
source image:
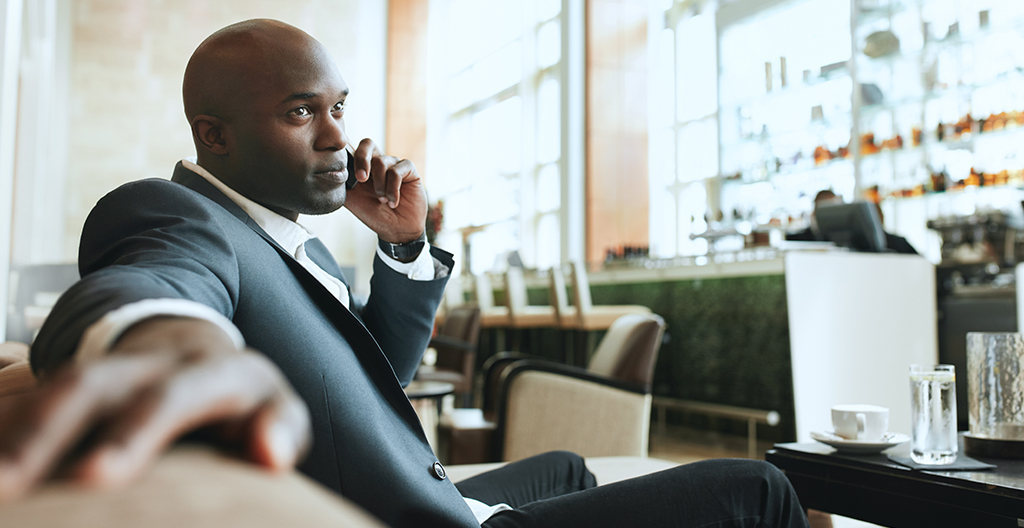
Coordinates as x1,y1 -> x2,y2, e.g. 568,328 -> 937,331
404,380 -> 455,452
767,436 -> 1024,528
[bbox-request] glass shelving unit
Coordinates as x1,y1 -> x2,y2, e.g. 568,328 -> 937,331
852,0 -> 1024,261
649,0 -> 1024,263
716,0 -> 855,230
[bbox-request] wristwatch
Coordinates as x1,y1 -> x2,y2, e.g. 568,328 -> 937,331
378,232 -> 427,263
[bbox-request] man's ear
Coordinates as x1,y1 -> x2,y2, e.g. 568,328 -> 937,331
191,115 -> 231,155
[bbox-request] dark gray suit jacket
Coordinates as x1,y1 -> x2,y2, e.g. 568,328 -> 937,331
31,163 -> 480,528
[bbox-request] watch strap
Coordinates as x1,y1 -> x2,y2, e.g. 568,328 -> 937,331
378,232 -> 427,262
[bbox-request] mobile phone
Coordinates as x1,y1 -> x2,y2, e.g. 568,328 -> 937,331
346,150 -> 358,190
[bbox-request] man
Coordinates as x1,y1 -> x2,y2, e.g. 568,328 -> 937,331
786,190 -> 839,242
0,20 -> 810,527
787,190 -> 917,254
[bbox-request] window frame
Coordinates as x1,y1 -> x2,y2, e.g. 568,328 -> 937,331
425,0 -> 584,275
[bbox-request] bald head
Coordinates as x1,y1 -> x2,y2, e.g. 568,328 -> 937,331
183,19 -> 335,124
813,190 -> 837,205
181,19 -> 352,221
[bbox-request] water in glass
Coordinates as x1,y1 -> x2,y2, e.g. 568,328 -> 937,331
910,365 -> 957,465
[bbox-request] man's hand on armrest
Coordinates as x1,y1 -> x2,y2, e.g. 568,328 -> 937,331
0,317 -> 311,503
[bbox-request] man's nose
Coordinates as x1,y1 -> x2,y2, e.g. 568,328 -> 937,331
314,114 -> 347,151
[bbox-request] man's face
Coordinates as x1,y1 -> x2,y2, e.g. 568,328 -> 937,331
227,51 -> 351,221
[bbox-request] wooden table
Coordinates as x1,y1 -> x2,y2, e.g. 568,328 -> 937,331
766,436 -> 1024,528
404,380 -> 454,451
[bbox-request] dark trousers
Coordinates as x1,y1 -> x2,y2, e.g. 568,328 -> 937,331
458,452 -> 810,528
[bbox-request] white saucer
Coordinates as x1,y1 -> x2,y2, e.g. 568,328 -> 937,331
810,430 -> 910,454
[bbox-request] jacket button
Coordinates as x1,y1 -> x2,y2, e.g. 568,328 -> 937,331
432,461 -> 446,480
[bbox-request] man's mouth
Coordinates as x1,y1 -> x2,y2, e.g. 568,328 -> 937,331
313,164 -> 348,184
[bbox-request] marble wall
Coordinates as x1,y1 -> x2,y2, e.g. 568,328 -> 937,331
586,0 -> 650,266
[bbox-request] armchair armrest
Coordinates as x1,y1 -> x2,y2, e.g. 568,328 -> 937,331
0,446 -> 386,527
497,360 -> 649,395
481,352 -> 548,412
483,354 -> 649,413
493,360 -> 652,462
481,351 -> 546,377
0,342 -> 29,370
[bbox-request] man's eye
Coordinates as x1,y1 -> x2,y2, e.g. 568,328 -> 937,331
333,102 -> 346,113
291,107 -> 312,117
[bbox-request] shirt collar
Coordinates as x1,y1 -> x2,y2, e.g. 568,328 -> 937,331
181,158 -> 314,257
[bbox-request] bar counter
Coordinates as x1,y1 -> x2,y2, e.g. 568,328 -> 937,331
476,249 -> 937,444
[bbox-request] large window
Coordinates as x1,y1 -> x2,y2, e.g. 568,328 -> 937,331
427,0 -> 575,275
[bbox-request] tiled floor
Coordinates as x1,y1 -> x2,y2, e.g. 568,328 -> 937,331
648,425 -> 774,464
649,427 -> 884,528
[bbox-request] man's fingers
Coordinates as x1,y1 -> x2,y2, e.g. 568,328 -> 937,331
244,393 -> 311,471
370,155 -> 389,203
71,353 -> 300,488
0,354 -> 177,501
341,137 -> 427,242
353,138 -> 378,183
384,159 -> 417,209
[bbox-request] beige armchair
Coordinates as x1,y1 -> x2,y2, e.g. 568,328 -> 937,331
443,313 -> 667,464
489,313 -> 666,462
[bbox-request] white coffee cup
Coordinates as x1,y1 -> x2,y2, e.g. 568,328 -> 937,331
831,404 -> 889,442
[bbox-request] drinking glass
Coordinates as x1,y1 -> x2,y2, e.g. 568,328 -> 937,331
909,364 -> 957,465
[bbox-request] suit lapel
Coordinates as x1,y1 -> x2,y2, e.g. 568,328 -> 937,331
168,163 -> 423,428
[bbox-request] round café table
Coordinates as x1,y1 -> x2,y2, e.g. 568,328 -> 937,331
404,380 -> 455,451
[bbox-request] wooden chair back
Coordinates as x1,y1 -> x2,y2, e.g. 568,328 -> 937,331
503,267 -> 529,318
569,261 -> 594,318
548,266 -> 572,326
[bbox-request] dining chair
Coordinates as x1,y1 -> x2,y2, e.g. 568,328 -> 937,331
503,267 -> 557,329
548,265 -> 575,329
415,306 -> 482,407
564,261 -> 651,365
568,261 -> 651,331
503,266 -> 559,354
474,273 -> 511,328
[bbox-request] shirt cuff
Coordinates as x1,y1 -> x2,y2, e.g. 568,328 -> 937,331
75,298 -> 245,365
376,242 -> 437,281
465,497 -> 512,523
